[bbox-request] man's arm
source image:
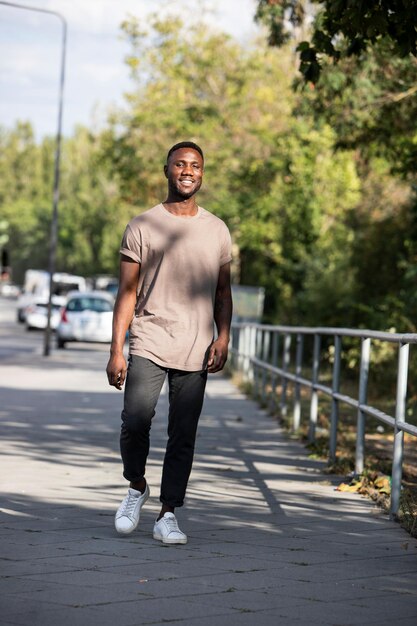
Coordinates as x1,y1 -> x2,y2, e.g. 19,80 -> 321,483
207,262 -> 232,373
106,255 -> 140,389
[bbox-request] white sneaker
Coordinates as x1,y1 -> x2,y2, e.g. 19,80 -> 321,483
115,484 -> 150,535
153,512 -> 188,545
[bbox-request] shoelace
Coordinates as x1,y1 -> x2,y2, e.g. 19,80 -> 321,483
164,516 -> 181,534
120,493 -> 139,518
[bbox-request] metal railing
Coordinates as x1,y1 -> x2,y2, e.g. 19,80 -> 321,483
229,323 -> 417,517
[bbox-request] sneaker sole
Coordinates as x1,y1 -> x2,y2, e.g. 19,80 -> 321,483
114,490 -> 149,535
153,532 -> 187,545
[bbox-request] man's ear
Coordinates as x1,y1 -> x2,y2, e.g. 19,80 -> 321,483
163,164 -> 168,178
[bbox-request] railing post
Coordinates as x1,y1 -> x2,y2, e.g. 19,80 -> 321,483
229,325 -> 235,369
248,325 -> 257,382
355,337 -> 371,475
263,329 -> 271,362
269,331 -> 279,412
253,327 -> 261,398
261,330 -> 270,405
293,333 -> 304,431
308,334 -> 321,442
281,333 -> 291,417
390,342 -> 409,517
236,325 -> 243,371
243,324 -> 252,382
329,335 -> 341,464
255,327 -> 262,359
253,360 -> 260,398
236,325 -> 241,371
243,325 -> 251,381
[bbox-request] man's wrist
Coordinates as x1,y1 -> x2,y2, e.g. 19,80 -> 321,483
110,345 -> 124,356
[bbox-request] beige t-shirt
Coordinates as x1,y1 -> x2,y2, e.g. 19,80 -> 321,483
120,203 -> 232,371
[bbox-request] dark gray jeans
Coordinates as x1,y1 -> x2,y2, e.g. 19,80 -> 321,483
120,355 -> 207,508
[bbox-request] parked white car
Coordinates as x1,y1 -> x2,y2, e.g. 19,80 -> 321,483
25,300 -> 62,331
17,270 -> 86,323
56,291 -> 114,348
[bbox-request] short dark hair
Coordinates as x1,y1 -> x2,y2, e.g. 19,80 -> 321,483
167,141 -> 204,163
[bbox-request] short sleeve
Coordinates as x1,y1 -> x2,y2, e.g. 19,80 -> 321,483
220,224 -> 232,266
120,224 -> 142,263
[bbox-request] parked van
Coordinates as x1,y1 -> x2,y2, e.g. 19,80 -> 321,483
16,270 -> 86,323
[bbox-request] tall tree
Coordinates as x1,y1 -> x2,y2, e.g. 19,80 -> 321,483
255,0 -> 417,82
58,126 -> 128,276
0,123 -> 53,280
106,14 -> 359,321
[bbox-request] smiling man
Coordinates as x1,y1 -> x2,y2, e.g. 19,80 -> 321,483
106,141 -> 232,544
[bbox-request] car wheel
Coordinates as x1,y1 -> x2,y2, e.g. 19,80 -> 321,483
57,337 -> 66,349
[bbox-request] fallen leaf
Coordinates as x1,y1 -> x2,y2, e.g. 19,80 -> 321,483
336,481 -> 363,492
373,475 -> 391,494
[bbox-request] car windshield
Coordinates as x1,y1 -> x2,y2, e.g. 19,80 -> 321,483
35,303 -> 61,311
53,283 -> 83,296
67,297 -> 112,313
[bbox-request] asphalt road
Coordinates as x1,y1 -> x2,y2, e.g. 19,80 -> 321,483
0,295 -> 112,361
0,295 -> 48,360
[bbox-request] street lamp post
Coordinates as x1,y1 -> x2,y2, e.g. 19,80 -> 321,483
0,1 -> 67,356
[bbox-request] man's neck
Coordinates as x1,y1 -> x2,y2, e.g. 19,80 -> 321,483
162,197 -> 199,217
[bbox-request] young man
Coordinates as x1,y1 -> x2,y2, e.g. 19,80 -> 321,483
106,141 -> 232,544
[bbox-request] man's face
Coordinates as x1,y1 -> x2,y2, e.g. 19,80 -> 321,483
164,148 -> 204,199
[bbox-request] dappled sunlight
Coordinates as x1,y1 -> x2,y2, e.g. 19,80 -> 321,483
1,336 -> 415,623
0,370 -> 387,534
0,366 -> 115,392
0,302 -> 412,606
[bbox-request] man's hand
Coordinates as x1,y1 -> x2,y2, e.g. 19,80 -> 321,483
210,262 -> 232,374
207,337 -> 229,373
106,255 -> 139,390
106,352 -> 127,390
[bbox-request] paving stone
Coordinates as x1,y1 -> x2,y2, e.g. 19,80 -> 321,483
20,568 -> 146,586
7,578 -> 203,607
1,596 -> 63,619
0,604 -> 139,626
262,596 -> 417,624
84,597 -> 239,625
355,573 -> 417,596
365,617 -> 417,626
184,587 -> 309,611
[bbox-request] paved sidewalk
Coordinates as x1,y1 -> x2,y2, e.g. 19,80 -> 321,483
0,334 -> 417,625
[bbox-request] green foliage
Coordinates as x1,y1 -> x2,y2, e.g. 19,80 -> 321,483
235,121 -> 360,322
1,10 -> 416,339
255,3 -> 417,331
104,14 -> 361,322
255,0 -> 417,82
0,123 -> 53,279
294,39 -> 417,331
0,123 -> 131,282
57,126 -> 129,276
297,40 -> 417,177
255,0 -> 305,47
